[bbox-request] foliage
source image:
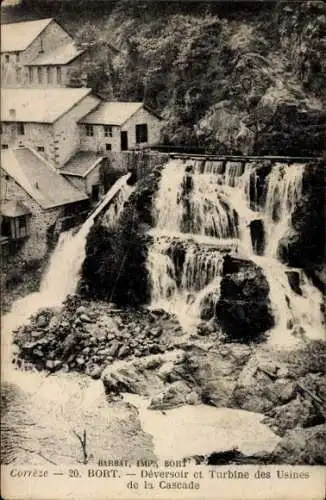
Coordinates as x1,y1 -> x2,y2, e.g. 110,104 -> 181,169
4,0 -> 324,154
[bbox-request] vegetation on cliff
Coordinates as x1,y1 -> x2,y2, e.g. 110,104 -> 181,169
3,1 -> 325,155
80,165 -> 165,305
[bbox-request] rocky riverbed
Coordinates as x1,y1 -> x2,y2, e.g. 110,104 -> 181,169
11,295 -> 326,465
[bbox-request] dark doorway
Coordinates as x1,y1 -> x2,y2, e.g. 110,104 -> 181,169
121,131 -> 128,151
1,217 -> 11,238
91,184 -> 100,202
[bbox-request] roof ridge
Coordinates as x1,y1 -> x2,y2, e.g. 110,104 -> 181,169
1,17 -> 53,26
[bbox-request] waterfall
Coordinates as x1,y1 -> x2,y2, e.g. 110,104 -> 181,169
2,174 -> 133,372
147,158 -> 324,342
264,162 -> 304,257
147,159 -> 239,329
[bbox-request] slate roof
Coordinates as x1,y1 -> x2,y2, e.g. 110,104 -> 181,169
1,147 -> 88,209
1,88 -> 95,123
1,18 -> 53,53
80,102 -> 145,126
1,200 -> 31,217
27,42 -> 85,66
61,151 -> 104,178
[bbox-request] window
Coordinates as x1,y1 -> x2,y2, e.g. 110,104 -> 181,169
16,52 -> 20,63
16,67 -> 22,83
5,54 -> 9,63
47,67 -> 53,84
136,123 -> 148,144
57,67 -> 62,84
18,123 -> 25,135
1,217 -> 11,238
1,144 -> 9,149
37,146 -> 45,152
0,124 -> 3,135
85,124 -> 94,137
104,125 -> 113,137
19,217 -> 27,230
28,67 -> 33,84
91,184 -> 100,202
37,67 -> 42,84
106,143 -> 112,151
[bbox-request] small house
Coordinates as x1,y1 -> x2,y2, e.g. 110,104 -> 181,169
79,102 -> 163,153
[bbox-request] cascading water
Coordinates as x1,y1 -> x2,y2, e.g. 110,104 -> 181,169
2,174 -> 133,375
147,159 -> 240,330
147,158 -> 324,343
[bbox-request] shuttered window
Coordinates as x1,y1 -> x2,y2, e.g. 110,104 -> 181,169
136,124 -> 148,143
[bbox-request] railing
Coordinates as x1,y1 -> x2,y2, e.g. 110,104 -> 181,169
169,153 -> 323,163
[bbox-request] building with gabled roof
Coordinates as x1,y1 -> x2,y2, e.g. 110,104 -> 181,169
60,151 -> 107,202
1,18 -> 54,53
1,87 -> 100,166
1,18 -> 89,88
1,146 -> 89,264
79,102 -> 163,152
1,147 -> 88,209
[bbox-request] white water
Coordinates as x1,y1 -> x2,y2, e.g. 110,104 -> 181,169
147,158 -> 324,343
264,163 -> 304,257
124,394 -> 280,460
2,174 -> 132,377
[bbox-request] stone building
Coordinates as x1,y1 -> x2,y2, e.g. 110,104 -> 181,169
0,146 -> 89,267
79,102 -> 163,153
60,151 -> 107,201
1,87 -> 100,166
1,18 -> 87,88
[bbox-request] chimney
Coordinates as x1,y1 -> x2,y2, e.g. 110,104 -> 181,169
9,108 -> 16,120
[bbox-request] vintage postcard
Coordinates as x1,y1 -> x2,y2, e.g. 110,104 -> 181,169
1,1 -> 325,499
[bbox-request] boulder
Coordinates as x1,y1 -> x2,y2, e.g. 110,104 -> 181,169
150,381 -> 193,409
249,219 -> 265,256
117,345 -> 131,359
80,314 -> 93,323
215,264 -> 274,340
285,270 -> 302,295
102,360 -> 151,395
36,314 -> 49,328
271,424 -> 326,464
76,305 -> 88,316
265,395 -> 324,436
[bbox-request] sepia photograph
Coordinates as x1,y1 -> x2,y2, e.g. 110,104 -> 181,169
0,0 -> 325,499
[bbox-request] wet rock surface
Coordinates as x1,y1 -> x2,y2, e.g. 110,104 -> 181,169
215,259 -> 274,341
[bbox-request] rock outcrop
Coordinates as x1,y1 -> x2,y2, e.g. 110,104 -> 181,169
80,163 -> 166,306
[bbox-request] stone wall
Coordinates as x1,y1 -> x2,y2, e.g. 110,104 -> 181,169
1,122 -> 54,164
53,94 -> 100,166
1,94 -> 100,167
1,170 -> 62,264
103,150 -> 168,180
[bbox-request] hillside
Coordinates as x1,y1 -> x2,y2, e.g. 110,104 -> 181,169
2,0 -> 326,154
